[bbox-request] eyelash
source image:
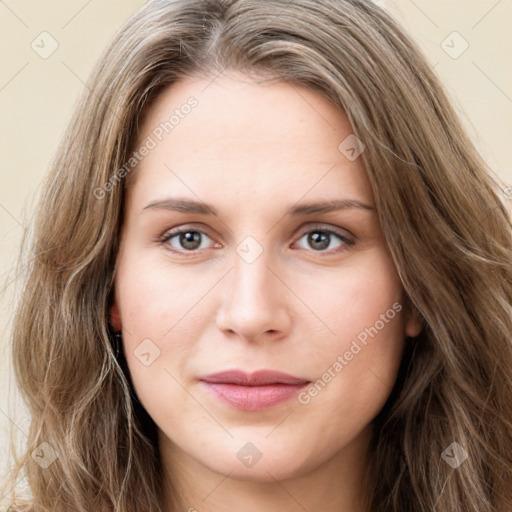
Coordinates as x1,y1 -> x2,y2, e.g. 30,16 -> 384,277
156,224 -> 356,257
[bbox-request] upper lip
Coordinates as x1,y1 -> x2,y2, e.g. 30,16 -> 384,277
199,369 -> 310,386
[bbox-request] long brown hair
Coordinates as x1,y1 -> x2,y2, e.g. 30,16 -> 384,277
2,1 -> 511,510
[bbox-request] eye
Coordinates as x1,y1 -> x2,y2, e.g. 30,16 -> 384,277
159,227 -> 217,253
294,226 -> 355,254
157,224 -> 355,256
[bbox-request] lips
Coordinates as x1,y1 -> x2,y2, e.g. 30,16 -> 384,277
199,369 -> 310,386
198,369 -> 311,411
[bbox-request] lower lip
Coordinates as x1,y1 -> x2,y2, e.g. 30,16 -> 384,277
200,382 -> 309,411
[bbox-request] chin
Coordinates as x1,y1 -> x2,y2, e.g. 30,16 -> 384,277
199,438 -> 317,483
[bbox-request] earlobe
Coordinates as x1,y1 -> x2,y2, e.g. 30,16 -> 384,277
109,298 -> 122,332
404,308 -> 423,339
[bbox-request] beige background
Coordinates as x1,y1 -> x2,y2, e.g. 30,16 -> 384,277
1,0 -> 511,498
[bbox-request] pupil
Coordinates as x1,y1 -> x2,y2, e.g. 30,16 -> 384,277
309,231 -> 329,250
181,231 -> 201,250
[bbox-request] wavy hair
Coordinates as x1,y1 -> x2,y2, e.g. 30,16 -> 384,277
2,0 -> 511,510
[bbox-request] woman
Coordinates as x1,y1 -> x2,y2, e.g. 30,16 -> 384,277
2,0 -> 511,511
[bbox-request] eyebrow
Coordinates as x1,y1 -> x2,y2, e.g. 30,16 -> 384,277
142,197 -> 375,216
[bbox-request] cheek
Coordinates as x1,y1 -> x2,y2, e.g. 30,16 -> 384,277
294,249 -> 406,432
294,246 -> 404,345
115,251 -> 205,339
299,310 -> 404,459
116,258 -> 201,429
115,251 -> 228,412
114,253 -> 190,385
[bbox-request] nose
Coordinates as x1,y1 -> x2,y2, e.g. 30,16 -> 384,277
215,247 -> 292,343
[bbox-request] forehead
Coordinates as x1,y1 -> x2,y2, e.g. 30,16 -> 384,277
127,72 -> 374,210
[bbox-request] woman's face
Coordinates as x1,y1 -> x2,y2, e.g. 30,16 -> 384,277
111,72 -> 422,484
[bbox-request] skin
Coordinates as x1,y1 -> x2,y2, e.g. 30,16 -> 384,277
110,71 -> 422,512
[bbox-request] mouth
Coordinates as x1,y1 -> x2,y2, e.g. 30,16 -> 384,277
198,369 -> 311,411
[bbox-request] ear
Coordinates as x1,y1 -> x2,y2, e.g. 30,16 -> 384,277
404,305 -> 423,339
109,297 -> 122,332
